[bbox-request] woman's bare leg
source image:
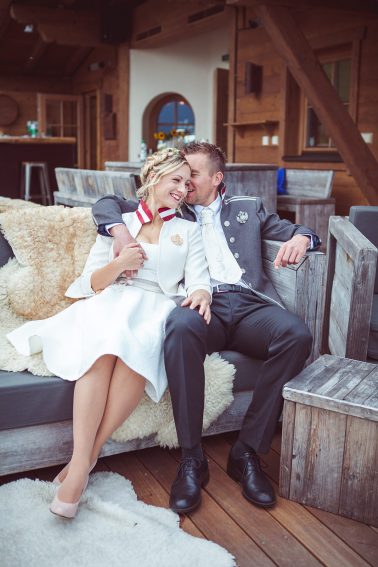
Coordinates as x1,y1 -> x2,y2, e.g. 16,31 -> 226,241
56,355 -> 116,503
90,358 -> 146,464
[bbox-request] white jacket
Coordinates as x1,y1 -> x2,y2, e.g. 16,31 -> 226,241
66,212 -> 211,299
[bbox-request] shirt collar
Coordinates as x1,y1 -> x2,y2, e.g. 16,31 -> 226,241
193,194 -> 222,221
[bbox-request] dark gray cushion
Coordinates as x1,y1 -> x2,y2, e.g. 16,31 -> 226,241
0,370 -> 74,430
0,352 -> 261,431
0,231 -> 14,268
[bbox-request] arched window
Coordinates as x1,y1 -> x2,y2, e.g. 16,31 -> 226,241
144,94 -> 195,150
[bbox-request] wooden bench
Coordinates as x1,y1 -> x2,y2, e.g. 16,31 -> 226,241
280,354 -> 378,527
105,161 -> 278,213
0,236 -> 325,475
322,216 -> 378,361
277,169 -> 335,250
54,168 -> 138,207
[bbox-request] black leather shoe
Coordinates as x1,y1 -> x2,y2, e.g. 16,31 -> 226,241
227,448 -> 276,508
169,457 -> 209,514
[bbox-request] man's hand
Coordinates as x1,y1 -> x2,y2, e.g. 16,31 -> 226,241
117,243 -> 146,272
110,224 -> 147,278
181,290 -> 211,324
274,234 -> 310,269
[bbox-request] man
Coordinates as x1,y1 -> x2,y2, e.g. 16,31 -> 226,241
92,142 -> 320,513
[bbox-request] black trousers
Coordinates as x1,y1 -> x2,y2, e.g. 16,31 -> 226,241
164,291 -> 312,454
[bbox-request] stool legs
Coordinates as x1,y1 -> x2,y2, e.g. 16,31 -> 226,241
21,162 -> 51,205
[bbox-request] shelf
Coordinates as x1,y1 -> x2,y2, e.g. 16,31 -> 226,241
224,120 -> 278,127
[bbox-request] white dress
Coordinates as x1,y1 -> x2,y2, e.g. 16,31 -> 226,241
7,242 -> 177,403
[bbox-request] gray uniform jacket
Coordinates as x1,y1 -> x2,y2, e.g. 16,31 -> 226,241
92,185 -> 320,309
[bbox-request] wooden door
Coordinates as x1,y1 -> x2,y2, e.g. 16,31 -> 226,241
214,68 -> 229,155
84,91 -> 99,170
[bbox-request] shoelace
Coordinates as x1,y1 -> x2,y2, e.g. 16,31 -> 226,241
177,457 -> 203,477
240,450 -> 265,475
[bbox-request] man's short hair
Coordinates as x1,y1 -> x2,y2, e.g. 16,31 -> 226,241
183,141 -> 227,175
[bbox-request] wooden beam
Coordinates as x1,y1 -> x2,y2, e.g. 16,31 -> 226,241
227,0 -> 378,13
10,4 -> 101,46
64,47 -> 93,75
24,38 -> 49,72
255,3 -> 378,206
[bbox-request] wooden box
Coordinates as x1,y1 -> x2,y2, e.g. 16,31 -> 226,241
280,354 -> 378,526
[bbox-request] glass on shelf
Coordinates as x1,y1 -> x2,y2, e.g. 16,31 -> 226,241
26,120 -> 39,137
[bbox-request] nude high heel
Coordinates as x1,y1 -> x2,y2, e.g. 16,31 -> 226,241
50,492 -> 81,519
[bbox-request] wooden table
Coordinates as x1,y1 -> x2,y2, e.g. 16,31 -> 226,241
280,354 -> 378,526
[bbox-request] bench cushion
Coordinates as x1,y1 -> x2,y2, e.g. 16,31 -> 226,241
0,352 -> 261,431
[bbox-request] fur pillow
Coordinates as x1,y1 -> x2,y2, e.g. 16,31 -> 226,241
0,206 -> 96,319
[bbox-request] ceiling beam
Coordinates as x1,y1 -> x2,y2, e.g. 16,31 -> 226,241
226,0 -> 378,13
64,46 -> 93,75
24,37 -> 49,72
255,3 -> 378,205
10,4 -> 101,46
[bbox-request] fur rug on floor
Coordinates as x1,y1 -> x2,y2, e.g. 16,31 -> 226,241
0,472 -> 236,567
0,205 -> 235,447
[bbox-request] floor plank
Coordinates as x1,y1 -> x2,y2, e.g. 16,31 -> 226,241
205,435 -> 372,567
1,431 -> 377,567
138,446 -> 274,567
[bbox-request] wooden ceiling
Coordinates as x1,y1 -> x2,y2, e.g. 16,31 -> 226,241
0,0 -> 140,77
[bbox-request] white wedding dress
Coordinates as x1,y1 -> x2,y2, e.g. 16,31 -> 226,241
7,243 -> 177,402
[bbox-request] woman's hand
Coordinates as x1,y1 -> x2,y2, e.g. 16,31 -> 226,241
116,242 -> 146,272
181,290 -> 211,324
110,224 -> 147,277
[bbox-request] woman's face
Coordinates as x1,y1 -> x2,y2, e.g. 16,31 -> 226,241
151,163 -> 191,209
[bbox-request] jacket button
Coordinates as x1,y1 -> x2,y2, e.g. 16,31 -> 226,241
229,236 -> 235,243
241,268 -> 246,274
234,252 -> 239,258
224,220 -> 230,227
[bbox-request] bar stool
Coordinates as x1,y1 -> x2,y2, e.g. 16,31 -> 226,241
20,162 -> 52,205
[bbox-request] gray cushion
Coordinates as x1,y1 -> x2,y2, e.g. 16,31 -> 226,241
0,352 -> 261,431
0,231 -> 14,268
0,370 -> 74,430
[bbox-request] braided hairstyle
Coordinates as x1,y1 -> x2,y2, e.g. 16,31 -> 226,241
137,147 -> 190,200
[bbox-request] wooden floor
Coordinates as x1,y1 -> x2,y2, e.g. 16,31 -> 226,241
1,429 -> 377,567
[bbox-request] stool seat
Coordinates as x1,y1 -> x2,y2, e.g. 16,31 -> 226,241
20,161 -> 52,205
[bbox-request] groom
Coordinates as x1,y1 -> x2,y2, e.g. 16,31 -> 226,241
92,142 -> 320,513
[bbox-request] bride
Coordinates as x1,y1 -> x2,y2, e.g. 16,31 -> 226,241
7,148 -> 211,519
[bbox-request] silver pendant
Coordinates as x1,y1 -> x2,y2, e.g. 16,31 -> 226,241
236,211 -> 248,224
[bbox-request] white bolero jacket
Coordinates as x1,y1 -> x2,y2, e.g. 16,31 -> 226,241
66,212 -> 211,300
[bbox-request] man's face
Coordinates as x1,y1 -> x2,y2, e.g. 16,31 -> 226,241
184,153 -> 222,207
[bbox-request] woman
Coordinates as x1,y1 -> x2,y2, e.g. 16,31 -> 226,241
7,148 -> 211,519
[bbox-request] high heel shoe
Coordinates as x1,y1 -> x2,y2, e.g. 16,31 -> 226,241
50,492 -> 81,519
50,471 -> 91,519
52,459 -> 98,486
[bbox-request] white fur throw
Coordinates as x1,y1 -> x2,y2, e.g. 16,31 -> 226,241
0,205 -> 235,447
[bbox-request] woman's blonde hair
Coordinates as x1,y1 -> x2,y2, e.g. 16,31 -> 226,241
137,147 -> 190,200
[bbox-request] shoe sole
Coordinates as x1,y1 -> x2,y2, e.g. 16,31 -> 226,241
170,471 -> 210,515
227,466 -> 276,509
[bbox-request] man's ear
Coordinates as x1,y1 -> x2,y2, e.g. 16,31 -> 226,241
213,171 -> 224,187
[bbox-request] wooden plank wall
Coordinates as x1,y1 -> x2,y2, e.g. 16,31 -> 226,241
232,7 -> 378,214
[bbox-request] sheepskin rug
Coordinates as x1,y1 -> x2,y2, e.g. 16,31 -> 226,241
0,205 -> 235,447
0,472 -> 236,567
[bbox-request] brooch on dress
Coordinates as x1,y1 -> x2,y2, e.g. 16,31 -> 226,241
171,234 -> 183,246
236,211 -> 249,224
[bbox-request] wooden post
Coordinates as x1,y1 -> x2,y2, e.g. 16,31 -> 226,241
255,3 -> 378,205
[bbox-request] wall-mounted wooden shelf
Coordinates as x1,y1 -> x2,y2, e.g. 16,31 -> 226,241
224,120 -> 278,128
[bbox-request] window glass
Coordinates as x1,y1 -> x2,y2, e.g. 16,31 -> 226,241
158,102 -> 175,123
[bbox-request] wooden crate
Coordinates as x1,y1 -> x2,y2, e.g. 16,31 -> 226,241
280,354 -> 378,527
